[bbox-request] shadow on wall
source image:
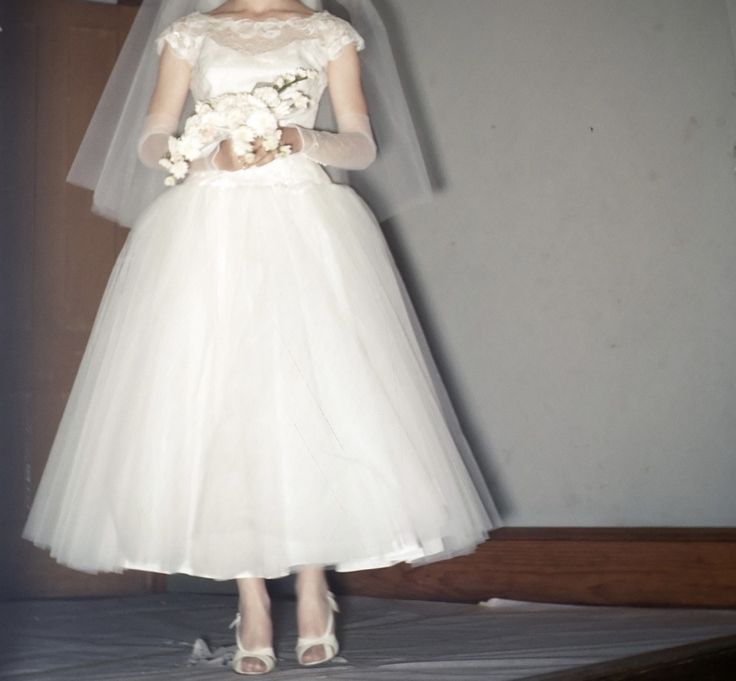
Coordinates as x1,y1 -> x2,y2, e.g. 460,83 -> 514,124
347,0 -> 509,522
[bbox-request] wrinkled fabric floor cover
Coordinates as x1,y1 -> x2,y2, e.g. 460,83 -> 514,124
3,592 -> 736,679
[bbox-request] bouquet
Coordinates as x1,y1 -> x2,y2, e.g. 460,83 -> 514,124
160,68 -> 318,185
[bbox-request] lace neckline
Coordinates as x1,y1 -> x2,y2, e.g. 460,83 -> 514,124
195,9 -> 327,27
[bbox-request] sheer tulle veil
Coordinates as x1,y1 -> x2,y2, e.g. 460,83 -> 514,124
66,0 -> 432,227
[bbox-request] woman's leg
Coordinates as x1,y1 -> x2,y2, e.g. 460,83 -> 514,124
295,564 -> 332,663
234,576 -> 273,673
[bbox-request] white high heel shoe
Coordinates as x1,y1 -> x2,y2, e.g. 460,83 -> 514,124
295,589 -> 340,666
228,610 -> 277,675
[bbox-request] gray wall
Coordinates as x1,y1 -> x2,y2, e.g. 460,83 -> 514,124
169,0 -> 736,596
380,0 -> 736,526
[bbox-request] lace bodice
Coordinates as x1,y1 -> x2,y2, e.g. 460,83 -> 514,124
155,10 -> 365,128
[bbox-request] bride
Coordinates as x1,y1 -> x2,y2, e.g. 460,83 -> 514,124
21,0 -> 503,674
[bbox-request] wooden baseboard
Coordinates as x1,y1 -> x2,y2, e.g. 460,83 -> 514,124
332,527 -> 736,608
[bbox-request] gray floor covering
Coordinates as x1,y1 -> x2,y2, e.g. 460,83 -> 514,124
2,592 -> 736,680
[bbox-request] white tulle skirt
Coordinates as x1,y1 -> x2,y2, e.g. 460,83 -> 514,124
21,155 -> 503,579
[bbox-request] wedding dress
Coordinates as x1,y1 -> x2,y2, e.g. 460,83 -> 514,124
21,8 -> 503,579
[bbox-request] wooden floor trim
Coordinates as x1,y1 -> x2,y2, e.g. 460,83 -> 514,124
332,527 -> 736,607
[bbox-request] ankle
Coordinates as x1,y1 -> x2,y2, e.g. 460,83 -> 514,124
295,573 -> 328,597
238,593 -> 271,615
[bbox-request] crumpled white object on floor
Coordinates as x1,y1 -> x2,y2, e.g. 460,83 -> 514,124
479,597 -> 595,609
187,637 -> 234,667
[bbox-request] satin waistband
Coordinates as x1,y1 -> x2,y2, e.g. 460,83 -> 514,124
183,153 -> 333,189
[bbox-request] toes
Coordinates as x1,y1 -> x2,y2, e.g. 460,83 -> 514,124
238,656 -> 267,673
303,643 -> 326,663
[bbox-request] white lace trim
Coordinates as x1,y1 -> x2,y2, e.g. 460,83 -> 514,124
155,10 -> 365,66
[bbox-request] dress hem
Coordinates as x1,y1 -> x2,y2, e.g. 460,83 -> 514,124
24,531 -> 493,581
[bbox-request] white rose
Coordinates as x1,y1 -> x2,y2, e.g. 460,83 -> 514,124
232,139 -> 255,157
224,108 -> 245,129
246,109 -> 278,135
178,136 -> 204,160
232,125 -> 256,143
246,93 -> 268,110
231,127 -> 256,157
213,95 -> 234,113
199,110 -> 221,128
171,160 -> 189,180
260,133 -> 281,151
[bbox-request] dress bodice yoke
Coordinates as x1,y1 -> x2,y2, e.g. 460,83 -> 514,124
156,10 -> 365,130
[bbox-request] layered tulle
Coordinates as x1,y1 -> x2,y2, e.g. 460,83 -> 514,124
22,155 -> 502,579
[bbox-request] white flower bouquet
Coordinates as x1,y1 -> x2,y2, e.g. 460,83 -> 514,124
160,68 -> 317,185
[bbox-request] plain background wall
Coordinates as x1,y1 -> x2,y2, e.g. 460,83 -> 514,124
169,0 -> 736,594
375,0 -> 736,526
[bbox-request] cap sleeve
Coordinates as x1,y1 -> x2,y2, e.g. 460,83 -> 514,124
324,16 -> 366,62
155,15 -> 204,67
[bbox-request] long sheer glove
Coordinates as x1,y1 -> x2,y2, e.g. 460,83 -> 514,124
136,112 -> 179,169
137,111 -> 224,172
291,111 -> 377,171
